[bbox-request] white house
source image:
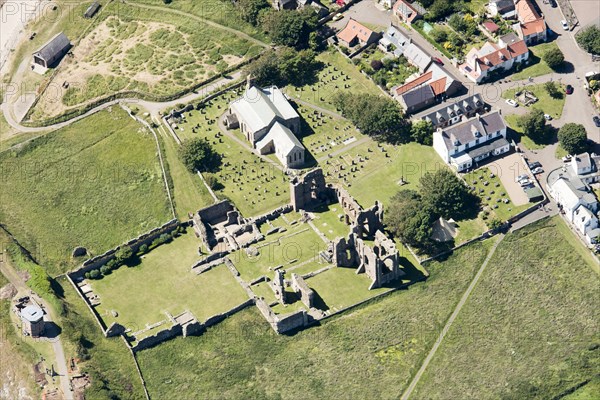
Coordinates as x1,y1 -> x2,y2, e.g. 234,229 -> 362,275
433,111 -> 509,172
226,81 -> 305,168
459,33 -> 529,83
487,0 -> 516,19
573,205 -> 600,245
571,153 -> 600,184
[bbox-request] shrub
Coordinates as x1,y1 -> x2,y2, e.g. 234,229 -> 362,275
100,265 -> 111,275
138,244 -> 149,255
370,59 -> 384,71
543,47 -> 565,70
89,269 -> 101,279
115,246 -> 134,263
576,25 -> 600,55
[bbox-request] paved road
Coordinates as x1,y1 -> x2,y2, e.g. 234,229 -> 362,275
0,255 -> 73,400
400,233 -> 505,400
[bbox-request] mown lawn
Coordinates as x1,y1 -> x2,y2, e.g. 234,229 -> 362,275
91,230 -> 248,332
413,217 -> 600,399
0,109 -> 172,275
512,42 -> 561,81
502,82 -> 567,119
505,113 -> 546,150
136,240 -> 493,399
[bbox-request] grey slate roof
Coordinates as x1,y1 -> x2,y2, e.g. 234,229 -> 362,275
440,111 -> 506,149
33,32 -> 70,61
421,94 -> 485,126
401,85 -> 434,108
466,136 -> 509,159
84,2 -> 100,18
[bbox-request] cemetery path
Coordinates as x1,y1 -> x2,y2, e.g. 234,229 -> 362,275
0,252 -> 74,400
400,234 -> 505,400
123,0 -> 269,48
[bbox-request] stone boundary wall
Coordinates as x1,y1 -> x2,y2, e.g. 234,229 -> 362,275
72,219 -> 179,276
65,273 -> 108,335
121,336 -> 151,400
203,299 -> 254,329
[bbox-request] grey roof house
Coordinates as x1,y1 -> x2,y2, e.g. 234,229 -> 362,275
420,94 -> 486,128
32,32 -> 71,68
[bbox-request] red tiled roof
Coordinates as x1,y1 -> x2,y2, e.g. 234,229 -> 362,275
429,77 -> 447,96
337,18 -> 374,44
507,40 -> 529,57
482,20 -> 500,33
521,18 -> 546,36
394,71 -> 433,95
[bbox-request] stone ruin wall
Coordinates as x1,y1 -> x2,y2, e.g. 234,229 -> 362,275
291,273 -> 315,308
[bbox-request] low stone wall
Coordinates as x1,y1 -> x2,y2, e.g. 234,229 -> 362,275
198,200 -> 235,225
74,219 -> 179,276
203,299 -> 254,329
132,323 -> 183,352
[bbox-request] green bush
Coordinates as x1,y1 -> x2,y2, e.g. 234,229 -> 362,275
89,269 -> 101,279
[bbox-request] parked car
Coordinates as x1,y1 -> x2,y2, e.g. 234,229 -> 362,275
593,115 -> 600,127
516,174 -> 529,182
544,114 -> 552,120
332,13 -> 343,21
432,57 -> 444,66
566,84 -> 574,94
562,155 -> 572,162
532,167 -> 544,174
29,32 -> 36,40
549,0 -> 557,8
561,20 -> 569,30
506,99 -> 518,107
520,179 -> 533,187
528,161 -> 542,169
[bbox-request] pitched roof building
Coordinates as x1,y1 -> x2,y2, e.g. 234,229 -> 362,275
226,82 -> 305,169
459,33 -> 529,83
32,32 -> 71,68
336,19 -> 380,48
392,63 -> 462,114
392,0 -> 425,24
487,0 -> 517,19
513,0 -> 547,44
420,94 -> 486,129
433,111 -> 509,172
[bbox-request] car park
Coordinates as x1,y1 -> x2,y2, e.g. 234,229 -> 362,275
505,99 -> 518,107
566,84 -> 574,94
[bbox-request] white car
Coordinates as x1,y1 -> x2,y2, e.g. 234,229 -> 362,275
561,20 -> 569,30
544,114 -> 552,120
516,174 -> 529,182
531,167 -> 544,174
505,99 -> 518,107
332,13 -> 343,21
520,179 -> 533,187
562,155 -> 572,162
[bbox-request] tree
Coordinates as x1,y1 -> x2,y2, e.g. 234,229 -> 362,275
558,123 -> 588,155
115,246 -> 133,263
518,109 -> 548,142
100,265 -> 111,275
410,120 -> 434,145
420,169 -> 480,220
385,190 -> 435,248
370,59 -> 384,71
576,25 -> 600,55
261,9 -> 317,49
488,218 -> 503,231
178,138 -> 222,173
544,81 -> 563,99
245,47 -> 321,86
237,0 -> 269,26
89,269 -> 100,279
430,28 -> 448,43
333,93 -> 410,143
543,46 -> 565,70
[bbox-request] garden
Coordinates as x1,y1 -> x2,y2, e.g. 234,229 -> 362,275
355,48 -> 419,90
0,108 -> 172,275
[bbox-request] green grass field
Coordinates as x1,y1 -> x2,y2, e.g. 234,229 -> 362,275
511,42 -> 561,81
412,217 -> 600,399
0,109 -> 172,275
503,82 -> 567,119
310,203 -> 351,240
135,240 -> 492,399
504,113 -> 546,150
90,230 -> 249,334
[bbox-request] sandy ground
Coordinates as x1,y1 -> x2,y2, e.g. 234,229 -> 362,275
0,0 -> 42,75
